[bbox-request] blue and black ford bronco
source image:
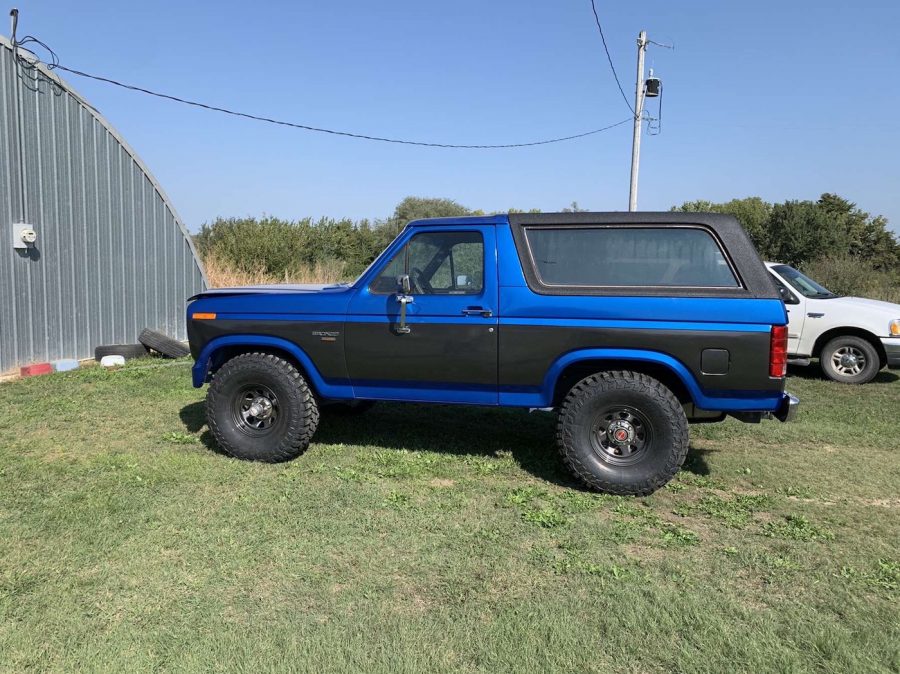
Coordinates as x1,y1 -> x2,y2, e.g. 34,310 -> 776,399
187,212 -> 798,495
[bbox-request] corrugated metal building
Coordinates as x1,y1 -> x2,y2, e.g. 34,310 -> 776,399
0,36 -> 206,373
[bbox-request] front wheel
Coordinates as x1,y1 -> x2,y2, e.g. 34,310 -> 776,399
556,371 -> 689,495
820,336 -> 880,384
206,352 -> 319,462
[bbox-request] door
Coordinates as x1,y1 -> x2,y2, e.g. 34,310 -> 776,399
345,225 -> 499,404
769,271 -> 806,355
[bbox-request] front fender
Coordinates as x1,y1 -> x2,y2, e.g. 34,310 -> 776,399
191,334 -> 353,399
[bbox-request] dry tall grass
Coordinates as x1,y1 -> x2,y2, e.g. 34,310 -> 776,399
202,254 -> 348,288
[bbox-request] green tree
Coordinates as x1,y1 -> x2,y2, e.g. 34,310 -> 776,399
673,197 -> 772,255
766,200 -> 837,266
387,196 -> 471,234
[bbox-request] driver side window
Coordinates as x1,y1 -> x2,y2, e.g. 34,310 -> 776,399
369,231 -> 484,295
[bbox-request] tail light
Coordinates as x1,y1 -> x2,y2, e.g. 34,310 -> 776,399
769,325 -> 788,378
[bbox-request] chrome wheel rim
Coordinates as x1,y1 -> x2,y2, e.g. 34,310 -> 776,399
233,384 -> 280,434
831,346 -> 866,377
590,406 -> 651,466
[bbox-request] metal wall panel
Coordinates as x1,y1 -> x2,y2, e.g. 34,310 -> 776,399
0,38 -> 206,373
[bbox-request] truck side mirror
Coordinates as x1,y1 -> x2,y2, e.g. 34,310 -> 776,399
778,285 -> 799,305
397,274 -> 411,295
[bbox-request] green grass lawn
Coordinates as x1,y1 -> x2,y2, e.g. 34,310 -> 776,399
1,361 -> 898,673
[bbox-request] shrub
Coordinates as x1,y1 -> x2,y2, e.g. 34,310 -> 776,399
801,255 -> 900,303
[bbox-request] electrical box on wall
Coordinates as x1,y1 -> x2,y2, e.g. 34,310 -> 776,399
12,222 -> 37,249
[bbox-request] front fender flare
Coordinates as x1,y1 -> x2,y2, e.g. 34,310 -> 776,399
191,334 -> 353,399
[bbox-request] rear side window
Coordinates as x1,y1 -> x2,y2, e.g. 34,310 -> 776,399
524,226 -> 739,288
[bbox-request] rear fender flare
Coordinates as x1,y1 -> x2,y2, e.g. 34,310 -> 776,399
542,348 -> 704,407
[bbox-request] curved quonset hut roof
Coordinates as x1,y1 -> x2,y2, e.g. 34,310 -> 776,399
0,37 -> 206,373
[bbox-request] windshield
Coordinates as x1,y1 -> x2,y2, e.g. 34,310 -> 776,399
772,265 -> 838,299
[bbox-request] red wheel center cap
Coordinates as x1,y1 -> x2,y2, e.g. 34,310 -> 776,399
615,429 -> 629,442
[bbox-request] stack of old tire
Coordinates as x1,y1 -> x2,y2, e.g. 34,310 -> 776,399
94,329 -> 190,362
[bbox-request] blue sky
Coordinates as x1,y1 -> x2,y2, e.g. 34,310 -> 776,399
19,0 -> 900,232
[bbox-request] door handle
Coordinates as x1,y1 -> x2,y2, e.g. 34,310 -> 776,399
462,307 -> 493,317
396,294 -> 414,334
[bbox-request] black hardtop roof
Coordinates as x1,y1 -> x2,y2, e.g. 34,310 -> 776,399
506,211 -> 742,229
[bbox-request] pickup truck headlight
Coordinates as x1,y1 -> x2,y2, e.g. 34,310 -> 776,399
891,319 -> 900,336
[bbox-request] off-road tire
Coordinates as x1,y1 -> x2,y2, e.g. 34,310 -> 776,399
94,343 -> 149,361
556,371 -> 689,496
206,352 -> 319,462
820,335 -> 880,385
138,328 -> 190,359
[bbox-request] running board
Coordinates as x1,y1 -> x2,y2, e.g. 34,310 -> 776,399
787,357 -> 811,366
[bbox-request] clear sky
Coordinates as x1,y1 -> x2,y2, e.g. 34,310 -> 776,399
17,0 -> 900,232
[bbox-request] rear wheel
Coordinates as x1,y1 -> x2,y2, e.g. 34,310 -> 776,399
820,336 -> 880,384
556,371 -> 689,495
206,352 -> 319,462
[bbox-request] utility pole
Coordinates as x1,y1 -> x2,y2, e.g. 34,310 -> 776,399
628,30 -> 648,212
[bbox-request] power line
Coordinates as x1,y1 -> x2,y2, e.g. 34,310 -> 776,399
12,38 -> 631,150
588,0 -> 636,118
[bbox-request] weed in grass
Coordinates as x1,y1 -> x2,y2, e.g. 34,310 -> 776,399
384,490 -> 411,509
554,490 -> 616,513
601,520 -> 642,544
162,431 -> 200,445
839,559 -> 898,595
777,485 -> 815,499
674,471 -> 723,490
764,514 -> 834,542
505,486 -> 546,506
333,466 -> 366,482
679,493 -> 773,528
522,506 -> 567,529
462,455 -> 508,475
547,542 -> 640,579
659,524 -> 700,547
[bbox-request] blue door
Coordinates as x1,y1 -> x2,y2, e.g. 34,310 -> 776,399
346,225 -> 499,403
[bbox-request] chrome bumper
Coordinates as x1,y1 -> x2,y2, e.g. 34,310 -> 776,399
771,393 -> 799,422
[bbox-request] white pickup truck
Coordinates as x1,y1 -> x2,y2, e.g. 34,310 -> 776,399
766,263 -> 900,384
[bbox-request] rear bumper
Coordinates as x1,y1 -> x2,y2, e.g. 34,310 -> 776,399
771,392 -> 800,422
882,338 -> 900,368
729,392 -> 798,424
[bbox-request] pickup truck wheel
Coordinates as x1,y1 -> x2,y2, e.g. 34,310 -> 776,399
206,353 -> 319,462
556,371 -> 689,496
820,336 -> 880,384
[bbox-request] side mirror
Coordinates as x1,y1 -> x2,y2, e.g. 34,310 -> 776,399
397,274 -> 411,295
778,285 -> 799,305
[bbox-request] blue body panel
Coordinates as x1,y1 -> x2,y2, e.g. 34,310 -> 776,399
188,215 -> 789,413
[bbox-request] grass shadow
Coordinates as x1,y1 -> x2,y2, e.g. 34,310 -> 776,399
682,446 -> 713,476
179,400 -> 720,488
179,401 -> 206,433
180,400 -> 583,488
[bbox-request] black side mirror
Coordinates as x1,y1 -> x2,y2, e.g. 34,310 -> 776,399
778,285 -> 799,305
397,274 -> 411,295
